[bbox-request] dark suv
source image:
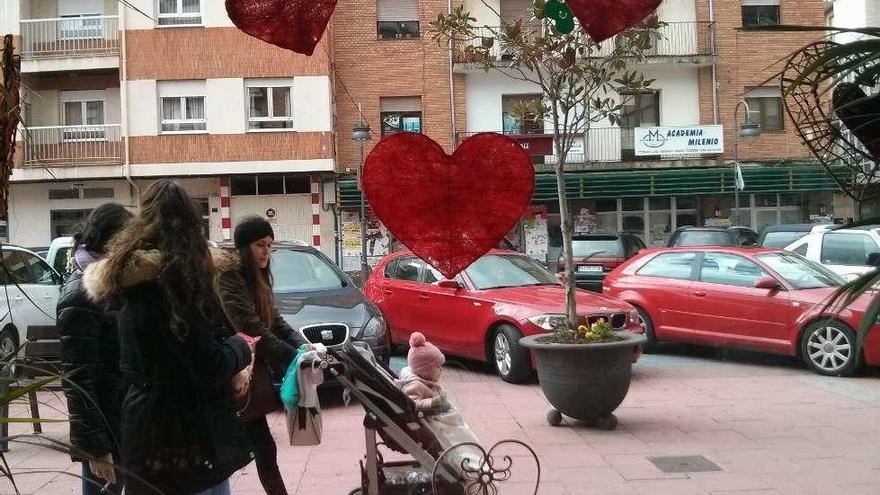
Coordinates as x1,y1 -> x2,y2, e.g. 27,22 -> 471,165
558,232 -> 646,292
218,241 -> 390,364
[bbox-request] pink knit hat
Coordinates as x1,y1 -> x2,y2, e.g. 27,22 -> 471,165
407,332 -> 445,379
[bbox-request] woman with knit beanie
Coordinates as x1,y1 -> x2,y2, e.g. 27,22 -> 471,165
215,215 -> 310,495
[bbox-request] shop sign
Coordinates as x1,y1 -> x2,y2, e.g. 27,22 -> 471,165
635,125 -> 724,156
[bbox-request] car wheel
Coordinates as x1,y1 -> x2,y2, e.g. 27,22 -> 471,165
634,307 -> 658,354
801,320 -> 860,377
492,325 -> 531,384
0,328 -> 18,377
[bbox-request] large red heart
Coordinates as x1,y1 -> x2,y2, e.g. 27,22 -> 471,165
363,133 -> 534,279
226,0 -> 337,56
568,0 -> 662,43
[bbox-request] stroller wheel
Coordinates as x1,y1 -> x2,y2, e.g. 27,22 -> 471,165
547,408 -> 563,426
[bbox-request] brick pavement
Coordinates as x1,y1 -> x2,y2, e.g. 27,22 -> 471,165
2,345 -> 879,494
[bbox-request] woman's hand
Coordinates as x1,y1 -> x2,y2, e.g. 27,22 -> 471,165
88,453 -> 117,485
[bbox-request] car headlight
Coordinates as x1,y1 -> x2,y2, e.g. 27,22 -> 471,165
527,314 -> 568,331
362,315 -> 387,338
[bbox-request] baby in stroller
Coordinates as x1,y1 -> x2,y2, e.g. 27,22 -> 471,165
395,332 -> 451,413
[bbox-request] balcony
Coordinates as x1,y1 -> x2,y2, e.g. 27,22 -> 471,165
454,21 -> 715,71
22,125 -> 123,167
19,16 -> 119,72
456,128 -> 716,166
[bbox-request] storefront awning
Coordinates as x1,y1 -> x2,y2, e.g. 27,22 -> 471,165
338,165 -> 849,207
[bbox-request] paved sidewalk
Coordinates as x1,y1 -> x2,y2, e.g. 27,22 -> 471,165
2,346 -> 880,494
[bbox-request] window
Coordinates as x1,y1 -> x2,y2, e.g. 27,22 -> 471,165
380,96 -> 422,136
620,90 -> 660,159
59,14 -> 103,40
502,94 -> 543,134
50,209 -> 92,240
742,0 -> 780,27
383,258 -> 400,279
49,188 -> 80,200
63,100 -> 105,141
158,0 -> 202,26
230,176 -> 311,195
636,252 -> 696,280
0,250 -> 58,286
377,0 -> 419,39
793,243 -> 808,256
270,250 -> 345,292
247,85 -> 293,130
389,256 -> 422,282
82,188 -> 114,199
230,177 -> 257,196
699,252 -> 768,287
746,87 -> 785,131
464,255 -> 557,290
283,175 -> 311,194
821,233 -> 880,266
161,95 -> 206,133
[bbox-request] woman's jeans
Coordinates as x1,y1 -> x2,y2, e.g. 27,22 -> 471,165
243,415 -> 288,495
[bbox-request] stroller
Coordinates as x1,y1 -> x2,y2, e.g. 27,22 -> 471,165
312,341 -> 540,495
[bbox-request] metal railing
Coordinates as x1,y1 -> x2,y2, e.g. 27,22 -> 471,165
23,125 -> 123,166
456,127 -> 714,164
454,21 -> 714,63
19,16 -> 119,59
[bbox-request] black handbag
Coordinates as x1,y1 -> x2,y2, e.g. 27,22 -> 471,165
235,357 -> 282,422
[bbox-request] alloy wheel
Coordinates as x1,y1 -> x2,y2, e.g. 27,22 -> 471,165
494,332 -> 512,376
806,325 -> 852,373
0,335 -> 16,377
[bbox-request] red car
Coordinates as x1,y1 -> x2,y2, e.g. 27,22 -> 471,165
603,246 -> 880,376
364,250 -> 643,383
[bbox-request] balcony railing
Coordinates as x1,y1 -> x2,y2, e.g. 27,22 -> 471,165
456,128 -> 713,164
454,21 -> 714,64
23,125 -> 123,166
19,16 -> 119,59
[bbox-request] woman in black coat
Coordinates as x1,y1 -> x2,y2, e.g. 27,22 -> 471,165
215,216 -> 310,495
84,180 -> 253,495
58,203 -> 133,495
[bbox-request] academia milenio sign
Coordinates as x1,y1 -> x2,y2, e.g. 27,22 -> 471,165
634,125 -> 724,156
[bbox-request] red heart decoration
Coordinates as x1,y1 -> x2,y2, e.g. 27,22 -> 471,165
567,0 -> 662,43
226,0 -> 337,56
363,133 -> 535,279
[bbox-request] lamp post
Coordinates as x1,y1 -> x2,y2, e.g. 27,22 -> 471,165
352,107 -> 372,282
733,100 -> 761,225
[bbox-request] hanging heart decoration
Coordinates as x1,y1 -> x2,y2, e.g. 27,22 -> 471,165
833,82 -> 880,161
226,0 -> 337,56
362,133 -> 535,279
566,0 -> 662,43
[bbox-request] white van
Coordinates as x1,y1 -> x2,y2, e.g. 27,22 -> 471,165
46,236 -> 75,275
785,226 -> 880,280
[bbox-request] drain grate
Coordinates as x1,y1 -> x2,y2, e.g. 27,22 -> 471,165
648,455 -> 722,473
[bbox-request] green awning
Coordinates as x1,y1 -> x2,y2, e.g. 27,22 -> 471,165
338,165 -> 849,207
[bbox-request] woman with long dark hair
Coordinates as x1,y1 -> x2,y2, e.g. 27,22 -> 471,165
84,180 -> 253,495
58,203 -> 133,495
215,216 -> 309,495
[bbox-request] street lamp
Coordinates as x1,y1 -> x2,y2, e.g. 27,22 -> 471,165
733,100 -> 761,225
352,108 -> 372,282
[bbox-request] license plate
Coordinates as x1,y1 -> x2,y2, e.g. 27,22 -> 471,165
577,265 -> 603,273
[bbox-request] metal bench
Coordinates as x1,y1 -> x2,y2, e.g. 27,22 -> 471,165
0,325 -> 61,452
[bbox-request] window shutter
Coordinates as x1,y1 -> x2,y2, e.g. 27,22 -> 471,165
741,0 -> 779,5
377,0 -> 419,22
380,96 -> 421,113
501,0 -> 533,26
746,87 -> 781,98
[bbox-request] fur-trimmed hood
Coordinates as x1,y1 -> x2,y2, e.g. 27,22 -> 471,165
211,248 -> 241,275
83,249 -> 163,302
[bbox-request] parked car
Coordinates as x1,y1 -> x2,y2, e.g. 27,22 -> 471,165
728,226 -> 759,246
364,249 -> 644,383
758,224 -> 835,248
0,245 -> 62,375
556,232 -> 646,292
217,240 -> 390,366
603,246 -> 880,376
784,226 -> 880,280
667,227 -> 738,247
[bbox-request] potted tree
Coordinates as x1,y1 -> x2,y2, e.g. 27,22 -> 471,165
520,319 -> 646,429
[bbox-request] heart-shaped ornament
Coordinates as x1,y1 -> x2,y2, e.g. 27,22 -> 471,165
363,133 -> 534,279
833,82 -> 880,161
226,0 -> 337,56
566,0 -> 662,43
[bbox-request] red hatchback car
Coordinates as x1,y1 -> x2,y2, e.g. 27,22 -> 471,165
604,246 -> 880,376
364,250 -> 643,383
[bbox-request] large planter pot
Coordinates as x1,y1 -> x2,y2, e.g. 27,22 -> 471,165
520,332 -> 647,429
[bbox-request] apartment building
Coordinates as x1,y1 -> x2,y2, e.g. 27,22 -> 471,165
2,0 -> 336,255
336,0 -> 834,259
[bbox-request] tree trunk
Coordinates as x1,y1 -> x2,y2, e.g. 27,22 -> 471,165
554,139 -> 577,330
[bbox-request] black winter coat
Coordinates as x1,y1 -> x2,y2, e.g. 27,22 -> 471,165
84,250 -> 254,495
57,269 -> 123,461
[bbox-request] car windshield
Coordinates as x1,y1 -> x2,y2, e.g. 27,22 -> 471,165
572,237 -> 624,257
466,254 -> 559,290
270,249 -> 346,292
757,252 -> 844,289
675,231 -> 735,246
761,231 -> 807,248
